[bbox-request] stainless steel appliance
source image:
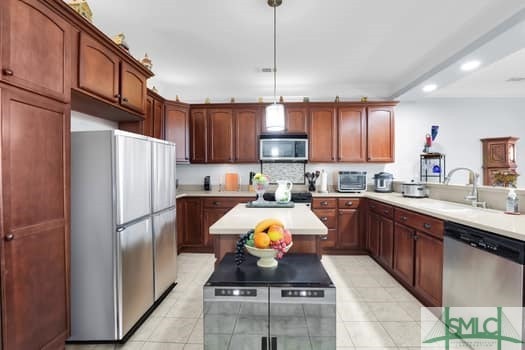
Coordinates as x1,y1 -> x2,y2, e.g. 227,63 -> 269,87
374,172 -> 393,193
204,254 -> 336,350
443,221 -> 525,306
401,180 -> 427,198
70,131 -> 177,341
337,171 -> 367,192
259,133 -> 308,161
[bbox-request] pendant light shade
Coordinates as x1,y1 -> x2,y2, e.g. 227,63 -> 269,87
265,104 -> 285,131
265,0 -> 285,132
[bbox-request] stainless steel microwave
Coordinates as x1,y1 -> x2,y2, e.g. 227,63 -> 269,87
259,134 -> 308,161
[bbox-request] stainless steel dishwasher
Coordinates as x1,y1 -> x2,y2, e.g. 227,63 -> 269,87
443,221 -> 525,307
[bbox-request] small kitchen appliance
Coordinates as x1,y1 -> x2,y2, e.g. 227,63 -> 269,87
204,253 -> 335,349
259,133 -> 308,161
401,180 -> 428,198
204,176 -> 211,191
337,171 -> 367,192
374,172 -> 394,193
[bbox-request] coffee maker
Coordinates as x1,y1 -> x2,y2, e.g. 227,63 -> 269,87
204,176 -> 211,191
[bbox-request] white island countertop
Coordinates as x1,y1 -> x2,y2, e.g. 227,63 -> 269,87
209,203 -> 328,235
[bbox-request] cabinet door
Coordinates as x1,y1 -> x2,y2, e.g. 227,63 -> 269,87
1,0 -> 71,102
314,209 -> 337,249
309,107 -> 337,162
338,107 -> 366,162
181,198 -> 203,247
378,217 -> 394,268
1,87 -> 69,350
165,103 -> 190,162
234,108 -> 260,162
120,61 -> 147,114
415,232 -> 443,306
285,106 -> 308,133
203,208 -> 229,249
142,95 -> 154,137
190,109 -> 207,163
153,98 -> 164,139
367,106 -> 394,162
393,223 -> 415,286
367,211 -> 380,257
338,209 -> 360,249
208,109 -> 234,163
78,32 -> 119,103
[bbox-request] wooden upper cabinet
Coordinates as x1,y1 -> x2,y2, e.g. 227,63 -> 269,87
190,109 -> 208,163
234,108 -> 260,162
208,109 -> 234,163
481,137 -> 518,168
338,106 -> 366,162
120,61 -> 146,114
367,106 -> 394,162
142,95 -> 154,136
1,87 -> 69,350
165,102 -> 190,162
309,106 -> 337,162
152,99 -> 164,139
285,106 -> 308,133
78,32 -> 119,103
1,0 -> 71,102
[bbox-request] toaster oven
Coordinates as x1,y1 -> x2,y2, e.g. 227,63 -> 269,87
337,171 -> 367,192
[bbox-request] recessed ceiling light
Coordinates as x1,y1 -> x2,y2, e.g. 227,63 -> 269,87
461,60 -> 481,71
422,84 -> 438,93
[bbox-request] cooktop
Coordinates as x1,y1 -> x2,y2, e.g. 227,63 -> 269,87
263,192 -> 312,203
205,253 -> 334,287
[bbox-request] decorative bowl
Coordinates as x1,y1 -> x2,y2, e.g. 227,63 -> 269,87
244,242 -> 293,268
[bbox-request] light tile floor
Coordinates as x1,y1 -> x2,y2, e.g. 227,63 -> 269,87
66,253 -> 428,350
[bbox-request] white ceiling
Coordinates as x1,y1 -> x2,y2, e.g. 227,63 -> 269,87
80,0 -> 525,102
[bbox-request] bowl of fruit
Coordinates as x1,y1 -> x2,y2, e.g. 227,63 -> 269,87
235,218 -> 293,268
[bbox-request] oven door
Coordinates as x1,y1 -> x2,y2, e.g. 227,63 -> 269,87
204,286 -> 269,349
269,287 -> 336,349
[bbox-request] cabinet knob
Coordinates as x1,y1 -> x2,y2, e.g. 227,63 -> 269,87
5,233 -> 14,241
331,156 -> 335,161
368,157 -> 372,161
320,236 -> 328,241
346,201 -> 353,206
321,201 -> 328,206
383,209 -> 389,215
213,201 -> 220,206
114,93 -> 121,98
122,97 -> 129,102
413,234 -> 419,241
423,223 -> 432,229
401,216 -> 408,221
320,217 -> 328,222
2,68 -> 14,76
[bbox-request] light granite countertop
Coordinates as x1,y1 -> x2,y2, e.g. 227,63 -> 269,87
208,203 -> 328,235
176,189 -> 525,241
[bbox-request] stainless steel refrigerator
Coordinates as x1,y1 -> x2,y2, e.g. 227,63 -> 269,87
69,130 -> 177,341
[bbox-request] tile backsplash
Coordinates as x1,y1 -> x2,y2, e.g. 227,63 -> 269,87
261,162 -> 306,184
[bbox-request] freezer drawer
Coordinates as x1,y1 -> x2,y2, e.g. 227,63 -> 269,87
152,140 -> 176,212
115,134 -> 151,225
118,218 -> 154,338
153,209 -> 177,300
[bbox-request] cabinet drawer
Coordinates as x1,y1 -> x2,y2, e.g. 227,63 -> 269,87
313,209 -> 337,229
395,208 -> 443,239
337,198 -> 360,209
312,198 -> 337,209
203,197 -> 251,208
368,200 -> 394,218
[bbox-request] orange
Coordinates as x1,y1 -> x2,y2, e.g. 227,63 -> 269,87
254,232 -> 271,249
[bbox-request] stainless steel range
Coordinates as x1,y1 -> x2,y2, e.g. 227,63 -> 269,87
204,253 -> 336,349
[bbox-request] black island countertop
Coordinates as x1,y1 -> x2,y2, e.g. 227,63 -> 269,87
205,253 -> 335,288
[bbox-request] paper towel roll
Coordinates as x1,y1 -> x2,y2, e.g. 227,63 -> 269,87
318,170 -> 328,193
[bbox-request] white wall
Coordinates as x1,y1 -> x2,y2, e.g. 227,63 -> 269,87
151,98 -> 525,188
71,111 -> 118,131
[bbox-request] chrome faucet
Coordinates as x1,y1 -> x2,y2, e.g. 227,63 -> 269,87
444,168 -> 486,208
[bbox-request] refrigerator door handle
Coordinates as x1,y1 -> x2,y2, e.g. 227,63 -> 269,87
271,336 -> 277,350
116,226 -> 126,233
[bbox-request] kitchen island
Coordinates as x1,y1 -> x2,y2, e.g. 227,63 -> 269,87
209,203 -> 328,260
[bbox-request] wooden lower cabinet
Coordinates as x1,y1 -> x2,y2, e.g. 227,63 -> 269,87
367,211 -> 380,258
338,209 -> 360,249
1,86 -> 70,350
378,216 -> 394,268
414,232 -> 443,306
179,198 -> 204,249
203,208 -> 229,249
393,223 -> 415,285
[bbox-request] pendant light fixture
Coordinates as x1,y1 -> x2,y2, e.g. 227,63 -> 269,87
265,0 -> 285,132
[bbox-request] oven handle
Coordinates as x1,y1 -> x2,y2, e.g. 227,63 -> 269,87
262,337 -> 268,350
271,336 -> 277,350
